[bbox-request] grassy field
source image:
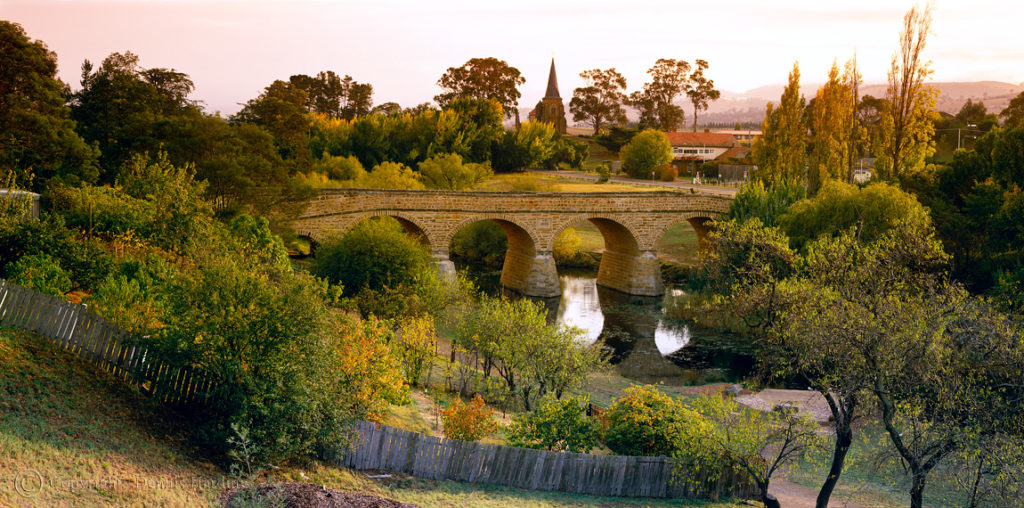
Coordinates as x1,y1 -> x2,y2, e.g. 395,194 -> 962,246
0,326 -> 746,507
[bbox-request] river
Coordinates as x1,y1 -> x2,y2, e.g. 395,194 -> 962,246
465,266 -> 755,386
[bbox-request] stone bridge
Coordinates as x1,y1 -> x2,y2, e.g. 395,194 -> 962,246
291,189 -> 732,297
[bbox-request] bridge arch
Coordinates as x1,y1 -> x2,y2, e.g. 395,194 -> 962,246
447,216 -> 559,297
548,217 -> 662,296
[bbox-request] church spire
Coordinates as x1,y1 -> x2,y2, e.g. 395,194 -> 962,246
544,58 -> 560,99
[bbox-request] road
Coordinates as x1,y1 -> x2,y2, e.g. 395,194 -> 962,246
527,169 -> 740,196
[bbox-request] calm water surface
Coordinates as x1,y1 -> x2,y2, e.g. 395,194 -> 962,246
468,267 -> 755,385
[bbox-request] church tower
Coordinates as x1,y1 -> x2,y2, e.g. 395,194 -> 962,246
533,58 -> 567,134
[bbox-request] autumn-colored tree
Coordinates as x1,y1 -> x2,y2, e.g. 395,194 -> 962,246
751,62 -> 807,184
397,316 -> 437,386
685,59 -> 721,132
876,4 -> 938,180
809,60 -> 856,193
630,59 -> 691,131
435,57 -> 525,124
569,68 -> 628,135
441,394 -> 499,441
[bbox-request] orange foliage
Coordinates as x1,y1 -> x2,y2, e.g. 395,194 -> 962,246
441,394 -> 498,441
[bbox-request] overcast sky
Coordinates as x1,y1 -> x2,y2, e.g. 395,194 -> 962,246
4,0 -> 1023,115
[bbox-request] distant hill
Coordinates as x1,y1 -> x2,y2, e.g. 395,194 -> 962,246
520,81 -> 1024,130
702,80 -> 1024,125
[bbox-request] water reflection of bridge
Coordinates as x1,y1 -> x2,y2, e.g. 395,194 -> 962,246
538,276 -> 752,385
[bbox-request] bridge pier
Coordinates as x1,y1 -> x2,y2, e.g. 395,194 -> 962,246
500,250 -> 560,298
433,251 -> 457,285
597,249 -> 664,297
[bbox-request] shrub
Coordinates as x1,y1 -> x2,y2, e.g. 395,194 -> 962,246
356,162 -> 425,189
6,254 -> 71,297
604,385 -> 705,457
595,163 -> 611,183
0,214 -> 113,291
728,179 -> 806,228
316,153 -> 365,181
658,163 -> 677,182
506,395 -> 599,452
441,394 -> 498,441
546,138 -> 589,170
155,259 -> 407,464
312,217 -> 432,296
553,228 -> 595,268
621,129 -> 672,179
396,316 -> 437,386
418,153 -> 493,190
593,126 -> 639,152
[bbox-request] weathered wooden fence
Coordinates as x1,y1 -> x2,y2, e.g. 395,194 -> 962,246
333,421 -> 758,500
0,279 -> 214,406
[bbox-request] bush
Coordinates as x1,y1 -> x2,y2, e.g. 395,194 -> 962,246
356,162 -> 425,189
728,179 -> 806,228
312,217 -> 432,296
396,316 -> 437,386
441,394 -> 498,441
418,153 -> 492,190
155,259 -> 407,464
6,254 -> 71,297
492,122 -> 558,172
553,228 -> 595,268
658,163 -> 677,182
604,385 -> 705,457
594,126 -> 639,152
546,138 -> 589,170
621,129 -> 672,179
316,153 -> 366,181
506,395 -> 599,452
595,164 -> 611,183
0,214 -> 113,291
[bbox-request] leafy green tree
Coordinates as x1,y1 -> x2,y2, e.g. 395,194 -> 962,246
492,121 -> 558,172
727,180 -> 806,228
435,57 -> 525,124
692,395 -> 822,508
875,4 -> 938,180
569,68 -> 628,135
629,59 -> 690,131
233,80 -> 311,162
315,153 -> 366,182
6,253 -> 71,296
1001,91 -> 1024,127
620,129 -> 672,179
593,126 -> 639,152
685,59 -> 721,133
418,153 -> 492,190
370,102 -> 402,116
0,21 -> 99,188
546,138 -> 589,170
780,180 -> 933,250
506,395 -> 599,452
312,217 -> 432,296
70,51 -> 198,180
0,213 -> 113,291
287,71 -> 373,119
751,62 -> 807,184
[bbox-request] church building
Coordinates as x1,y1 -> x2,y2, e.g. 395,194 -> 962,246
528,58 -> 567,134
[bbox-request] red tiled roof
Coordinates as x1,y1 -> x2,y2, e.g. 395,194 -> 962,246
719,146 -> 751,160
665,131 -> 737,147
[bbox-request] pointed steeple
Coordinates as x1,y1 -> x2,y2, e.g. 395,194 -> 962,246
544,58 -> 560,99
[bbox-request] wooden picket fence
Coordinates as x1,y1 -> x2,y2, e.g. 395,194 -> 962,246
333,421 -> 758,500
0,279 -> 215,406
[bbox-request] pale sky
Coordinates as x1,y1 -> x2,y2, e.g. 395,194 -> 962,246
3,0 -> 1023,115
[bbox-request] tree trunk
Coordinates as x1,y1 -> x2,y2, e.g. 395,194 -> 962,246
693,106 -> 699,132
816,423 -> 853,508
910,472 -> 927,508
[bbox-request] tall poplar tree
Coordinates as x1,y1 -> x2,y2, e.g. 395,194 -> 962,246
876,3 -> 938,180
751,63 -> 807,184
809,60 -> 856,193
